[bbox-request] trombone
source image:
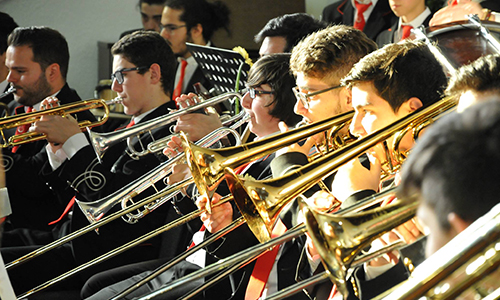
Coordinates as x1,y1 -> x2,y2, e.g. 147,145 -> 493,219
115,97 -> 456,299
134,190 -> 417,300
373,202 -> 500,300
87,91 -> 245,162
0,96 -> 119,147
8,109 -> 353,298
77,117 -> 248,225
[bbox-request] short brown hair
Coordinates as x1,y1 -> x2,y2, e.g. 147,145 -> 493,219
290,25 -> 377,83
342,40 -> 447,112
446,54 -> 500,99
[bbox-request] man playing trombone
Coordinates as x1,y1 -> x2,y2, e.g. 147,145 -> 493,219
81,53 -> 304,300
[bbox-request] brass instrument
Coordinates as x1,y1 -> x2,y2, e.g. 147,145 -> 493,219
87,91 -> 245,161
181,110 -> 355,212
0,85 -> 16,100
0,97 -> 119,148
134,191 -> 416,300
77,119 -> 248,225
303,197 -> 418,298
116,96 -> 455,300
8,109 -> 355,298
223,97 -> 456,244
374,202 -> 500,300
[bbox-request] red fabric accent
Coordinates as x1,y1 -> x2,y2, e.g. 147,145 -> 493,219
48,196 -> 75,225
126,119 -> 135,128
328,284 -> 337,300
449,0 -> 458,6
337,0 -> 348,15
401,25 -> 413,40
188,225 -> 206,249
11,106 -> 33,153
244,219 -> 287,300
172,59 -> 188,100
353,1 -> 372,31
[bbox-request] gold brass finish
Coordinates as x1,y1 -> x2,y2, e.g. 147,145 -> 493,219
0,97 -> 118,147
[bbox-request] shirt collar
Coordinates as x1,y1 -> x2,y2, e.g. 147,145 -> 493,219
399,7 -> 431,29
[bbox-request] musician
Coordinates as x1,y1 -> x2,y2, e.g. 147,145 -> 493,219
375,0 -> 433,47
254,13 -> 327,57
0,12 -> 18,105
1,31 -> 187,296
1,26 -> 97,237
81,53 -> 303,300
120,0 -> 167,38
429,0 -> 500,26
160,0 -> 230,99
445,54 -> 500,112
271,25 -> 377,200
398,99 -> 500,297
171,13 -> 326,143
318,39 -> 447,299
321,0 -> 397,41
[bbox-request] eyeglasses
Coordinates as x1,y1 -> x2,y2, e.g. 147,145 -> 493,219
160,24 -> 187,34
111,66 -> 149,84
245,87 -> 274,99
292,85 -> 343,109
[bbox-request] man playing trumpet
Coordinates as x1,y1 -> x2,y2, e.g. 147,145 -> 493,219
2,31 -> 192,296
2,26 -> 96,243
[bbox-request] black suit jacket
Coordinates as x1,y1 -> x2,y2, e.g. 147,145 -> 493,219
322,0 -> 397,41
40,100 -> 192,278
2,83 -> 97,231
376,14 -> 433,48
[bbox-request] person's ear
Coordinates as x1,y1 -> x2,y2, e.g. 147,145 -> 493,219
341,87 -> 352,110
45,63 -> 60,83
407,97 -> 423,112
149,63 -> 161,84
448,212 -> 470,235
190,23 -> 204,43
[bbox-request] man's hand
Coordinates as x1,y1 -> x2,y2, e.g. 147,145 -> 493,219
429,0 -> 486,26
173,93 -> 223,142
196,193 -> 232,233
302,190 -> 341,257
331,153 -> 381,202
275,121 -> 320,157
32,97 -> 80,146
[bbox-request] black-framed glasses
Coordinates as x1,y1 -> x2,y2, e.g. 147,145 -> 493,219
111,66 -> 149,84
292,85 -> 343,109
245,87 -> 274,99
160,24 -> 187,34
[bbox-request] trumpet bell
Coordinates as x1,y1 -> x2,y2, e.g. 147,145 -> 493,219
300,197 -> 419,298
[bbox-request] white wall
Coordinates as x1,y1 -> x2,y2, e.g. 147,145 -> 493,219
0,0 -> 141,99
305,0 -> 337,19
0,0 -> 331,99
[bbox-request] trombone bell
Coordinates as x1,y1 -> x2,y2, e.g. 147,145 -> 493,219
301,197 -> 419,298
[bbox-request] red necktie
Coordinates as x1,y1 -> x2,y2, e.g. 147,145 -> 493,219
48,196 -> 75,225
11,106 -> 33,153
172,59 -> 188,100
244,219 -> 287,300
126,119 -> 135,128
401,25 -> 413,40
354,1 -> 372,31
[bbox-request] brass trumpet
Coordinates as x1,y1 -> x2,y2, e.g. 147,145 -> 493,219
0,97 -> 119,147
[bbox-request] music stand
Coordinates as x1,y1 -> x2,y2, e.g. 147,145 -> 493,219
186,43 -> 251,94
